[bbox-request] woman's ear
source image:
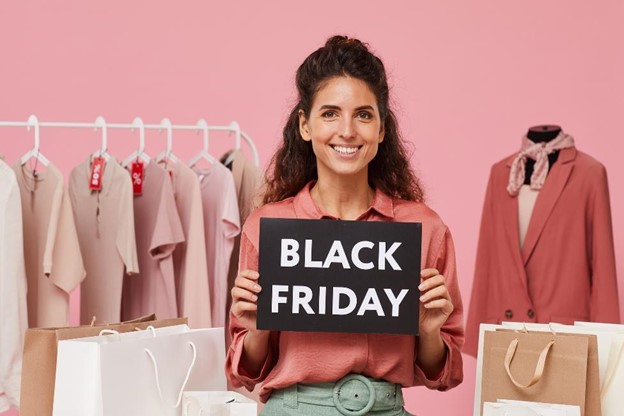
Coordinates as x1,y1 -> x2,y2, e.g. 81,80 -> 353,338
299,109 -> 311,142
378,124 -> 385,143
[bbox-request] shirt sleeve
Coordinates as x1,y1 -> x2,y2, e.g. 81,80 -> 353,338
46,183 -> 86,293
116,167 -> 139,275
149,172 -> 185,260
222,171 -> 241,241
588,164 -> 620,322
225,227 -> 279,391
412,226 -> 464,391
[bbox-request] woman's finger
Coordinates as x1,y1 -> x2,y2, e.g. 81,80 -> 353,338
231,300 -> 258,316
423,298 -> 453,311
419,274 -> 445,292
231,287 -> 259,303
420,268 -> 439,279
419,285 -> 449,304
234,275 -> 262,294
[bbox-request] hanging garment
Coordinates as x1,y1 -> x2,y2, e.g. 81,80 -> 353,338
465,147 -> 620,356
69,157 -> 139,324
13,162 -> 85,328
0,159 -> 28,411
168,161 -> 211,328
221,150 -> 263,314
121,162 -> 184,321
193,162 -> 240,328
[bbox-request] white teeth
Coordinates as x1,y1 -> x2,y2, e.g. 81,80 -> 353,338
332,145 -> 359,154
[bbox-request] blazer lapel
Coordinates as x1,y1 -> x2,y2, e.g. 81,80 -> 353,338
521,147 -> 577,265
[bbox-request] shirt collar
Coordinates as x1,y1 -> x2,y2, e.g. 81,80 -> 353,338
293,180 -> 395,220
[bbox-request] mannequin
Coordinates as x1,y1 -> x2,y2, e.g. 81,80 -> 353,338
464,124 -> 620,356
523,124 -> 562,184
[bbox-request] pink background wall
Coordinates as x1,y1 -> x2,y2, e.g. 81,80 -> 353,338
1,1 -> 622,415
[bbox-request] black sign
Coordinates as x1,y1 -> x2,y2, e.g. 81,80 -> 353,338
257,218 -> 422,335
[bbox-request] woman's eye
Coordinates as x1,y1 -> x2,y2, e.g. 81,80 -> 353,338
357,112 -> 373,120
322,111 -> 337,118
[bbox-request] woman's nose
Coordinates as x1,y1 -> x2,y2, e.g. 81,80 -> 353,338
338,118 -> 356,139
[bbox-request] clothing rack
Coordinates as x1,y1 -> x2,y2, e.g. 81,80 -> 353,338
0,115 -> 260,166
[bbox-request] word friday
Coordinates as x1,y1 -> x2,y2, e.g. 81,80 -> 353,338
272,285 -> 409,316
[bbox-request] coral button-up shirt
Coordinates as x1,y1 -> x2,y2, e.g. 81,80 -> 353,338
226,182 -> 464,402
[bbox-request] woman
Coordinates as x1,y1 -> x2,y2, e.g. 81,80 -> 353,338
226,36 -> 464,415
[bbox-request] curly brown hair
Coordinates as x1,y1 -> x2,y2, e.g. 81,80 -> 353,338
262,35 -> 425,204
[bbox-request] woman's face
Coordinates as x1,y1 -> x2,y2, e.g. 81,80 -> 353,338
299,76 -> 384,184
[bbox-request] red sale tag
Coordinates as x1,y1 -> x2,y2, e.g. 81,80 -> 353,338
89,157 -> 106,191
131,161 -> 144,195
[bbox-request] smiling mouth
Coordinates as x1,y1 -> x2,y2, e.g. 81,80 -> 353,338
330,145 -> 362,155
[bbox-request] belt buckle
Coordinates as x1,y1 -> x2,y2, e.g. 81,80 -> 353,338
332,374 -> 376,416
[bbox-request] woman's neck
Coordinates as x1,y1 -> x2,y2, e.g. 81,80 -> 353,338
311,177 -> 374,220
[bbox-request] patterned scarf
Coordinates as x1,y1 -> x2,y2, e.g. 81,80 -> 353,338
507,132 -> 575,196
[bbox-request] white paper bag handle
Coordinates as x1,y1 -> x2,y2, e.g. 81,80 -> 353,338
504,338 -> 555,388
145,341 -> 197,408
601,338 -> 624,398
183,400 -> 206,416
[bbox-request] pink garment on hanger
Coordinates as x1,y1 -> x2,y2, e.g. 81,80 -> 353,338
69,157 -> 139,324
193,162 -> 240,328
169,161 -> 211,328
122,162 -> 184,321
14,162 -> 85,328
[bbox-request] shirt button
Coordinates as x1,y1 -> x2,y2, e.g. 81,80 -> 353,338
505,309 -> 513,319
527,309 -> 535,319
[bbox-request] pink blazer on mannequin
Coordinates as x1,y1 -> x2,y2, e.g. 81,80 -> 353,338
465,147 -> 620,356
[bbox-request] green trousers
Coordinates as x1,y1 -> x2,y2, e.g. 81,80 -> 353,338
261,374 -> 416,416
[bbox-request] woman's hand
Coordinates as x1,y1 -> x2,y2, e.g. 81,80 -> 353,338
418,268 -> 454,336
231,269 -> 271,374
231,270 -> 263,332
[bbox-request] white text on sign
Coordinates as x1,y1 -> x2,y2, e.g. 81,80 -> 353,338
280,239 -> 402,270
271,285 -> 409,317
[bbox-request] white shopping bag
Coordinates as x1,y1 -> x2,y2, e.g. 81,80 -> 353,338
599,334 -> 624,416
498,399 -> 581,416
182,391 -> 257,416
53,325 -> 226,416
483,401 -> 575,416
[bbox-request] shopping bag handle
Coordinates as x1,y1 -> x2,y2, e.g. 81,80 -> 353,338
504,338 -> 554,388
183,400 -> 206,416
145,341 -> 197,408
601,338 -> 624,398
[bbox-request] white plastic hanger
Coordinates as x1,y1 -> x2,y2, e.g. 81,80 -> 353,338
187,118 -> 216,167
222,121 -> 242,167
123,117 -> 150,167
155,118 -> 179,164
20,114 -> 50,167
93,116 -> 111,162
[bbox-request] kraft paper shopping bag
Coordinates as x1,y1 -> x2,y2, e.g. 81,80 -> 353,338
19,314 -> 186,416
499,323 -> 601,416
480,330 -> 589,416
52,324 -> 226,416
182,391 -> 257,416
